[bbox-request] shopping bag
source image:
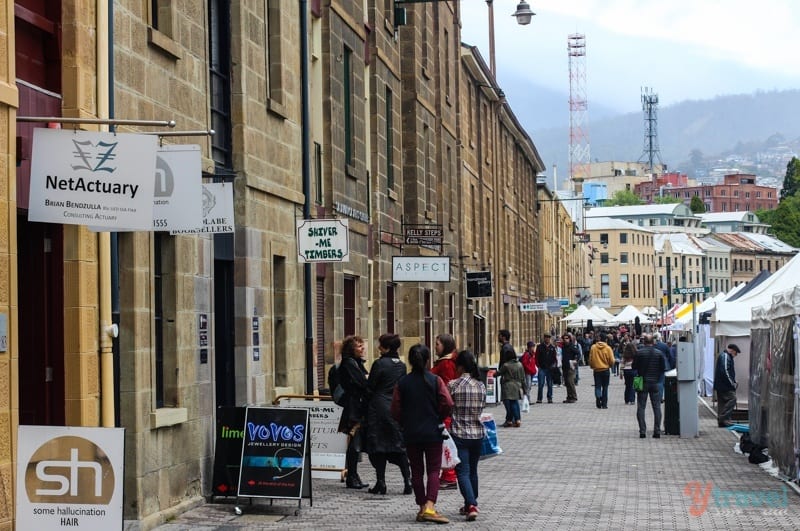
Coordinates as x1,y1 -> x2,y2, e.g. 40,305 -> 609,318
633,375 -> 644,392
521,395 -> 530,413
479,413 -> 502,460
441,429 -> 461,469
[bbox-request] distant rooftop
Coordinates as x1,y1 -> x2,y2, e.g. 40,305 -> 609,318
585,217 -> 652,232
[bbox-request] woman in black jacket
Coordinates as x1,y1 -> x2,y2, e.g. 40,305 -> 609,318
336,335 -> 370,489
365,333 -> 411,495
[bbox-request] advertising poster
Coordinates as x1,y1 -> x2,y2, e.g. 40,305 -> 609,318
27,128 -> 158,230
279,398 -> 346,480
211,407 -> 247,497
237,407 -> 310,499
16,425 -> 125,531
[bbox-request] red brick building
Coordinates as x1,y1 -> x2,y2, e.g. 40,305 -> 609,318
635,173 -> 778,212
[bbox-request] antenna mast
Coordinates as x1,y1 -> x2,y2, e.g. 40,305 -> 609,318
568,33 -> 589,195
639,87 -> 662,174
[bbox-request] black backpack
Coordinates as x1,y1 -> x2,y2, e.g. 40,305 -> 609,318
328,364 -> 346,406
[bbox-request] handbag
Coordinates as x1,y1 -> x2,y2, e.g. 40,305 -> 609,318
479,413 -> 502,460
633,375 -> 644,392
441,429 -> 461,469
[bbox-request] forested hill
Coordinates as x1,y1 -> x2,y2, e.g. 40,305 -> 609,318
524,89 -> 800,180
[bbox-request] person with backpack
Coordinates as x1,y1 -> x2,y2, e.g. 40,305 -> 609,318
335,335 -> 370,489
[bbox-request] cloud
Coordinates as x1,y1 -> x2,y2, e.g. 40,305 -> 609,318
461,0 -> 800,112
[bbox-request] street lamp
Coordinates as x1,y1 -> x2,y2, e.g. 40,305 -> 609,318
397,1 -> 536,77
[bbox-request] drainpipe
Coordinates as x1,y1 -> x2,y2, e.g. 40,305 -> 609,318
97,0 -> 115,427
300,0 -> 314,395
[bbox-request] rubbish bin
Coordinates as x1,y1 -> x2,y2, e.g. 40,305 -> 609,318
663,374 -> 679,435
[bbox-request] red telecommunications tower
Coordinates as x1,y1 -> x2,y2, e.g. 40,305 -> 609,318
568,34 -> 589,195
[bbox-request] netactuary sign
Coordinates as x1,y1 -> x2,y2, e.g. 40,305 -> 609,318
16,425 -> 124,530
27,128 -> 157,229
392,256 -> 450,282
297,218 -> 350,262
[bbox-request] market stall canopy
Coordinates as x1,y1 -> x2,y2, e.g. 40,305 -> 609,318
713,252 -> 800,337
589,305 -> 617,324
614,305 -> 653,324
561,304 -> 605,324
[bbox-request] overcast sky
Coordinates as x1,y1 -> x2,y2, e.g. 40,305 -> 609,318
460,0 -> 800,114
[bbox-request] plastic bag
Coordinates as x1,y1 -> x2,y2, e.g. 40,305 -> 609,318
479,413 -> 502,460
633,375 -> 644,392
521,395 -> 530,413
441,429 -> 461,469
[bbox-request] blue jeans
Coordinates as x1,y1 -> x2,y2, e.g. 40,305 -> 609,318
593,369 -> 610,407
536,368 -> 553,401
451,435 -> 482,509
622,369 -> 636,404
503,398 -> 521,423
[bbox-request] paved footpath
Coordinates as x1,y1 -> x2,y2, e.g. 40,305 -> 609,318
155,376 -> 800,530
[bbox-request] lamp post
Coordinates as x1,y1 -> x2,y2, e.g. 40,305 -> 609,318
398,1 -> 535,78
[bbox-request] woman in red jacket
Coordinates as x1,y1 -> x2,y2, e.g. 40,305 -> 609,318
432,333 -> 459,489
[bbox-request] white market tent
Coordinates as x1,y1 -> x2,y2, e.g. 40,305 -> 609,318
614,305 -> 653,324
590,305 -> 617,324
561,304 -> 605,325
712,252 -> 800,337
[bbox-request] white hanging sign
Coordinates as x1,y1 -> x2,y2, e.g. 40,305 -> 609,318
296,218 -> 350,262
27,128 -> 157,229
170,182 -> 235,234
152,145 -> 203,231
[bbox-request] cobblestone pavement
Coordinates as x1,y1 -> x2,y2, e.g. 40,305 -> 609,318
154,377 -> 800,530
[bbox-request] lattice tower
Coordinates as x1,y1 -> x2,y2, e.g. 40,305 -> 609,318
568,33 -> 589,194
638,87 -> 662,174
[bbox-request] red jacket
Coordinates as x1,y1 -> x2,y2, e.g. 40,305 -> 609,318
521,350 -> 538,375
431,353 -> 458,383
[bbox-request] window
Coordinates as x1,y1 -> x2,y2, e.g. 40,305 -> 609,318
424,290 -> 433,349
620,233 -> 627,244
600,253 -> 609,264
154,233 -> 166,408
705,189 -> 711,196
720,189 -> 726,196
273,256 -> 288,387
344,276 -> 356,336
620,252 -> 628,264
209,0 -> 233,169
314,142 -> 323,204
599,233 -> 608,246
386,283 -> 396,334
620,274 -> 629,298
745,191 -> 750,198
385,86 -> 394,189
150,0 -> 175,38
266,0 -> 285,106
343,46 -> 354,165
601,274 -> 610,298
733,190 -> 739,197
658,256 -> 663,267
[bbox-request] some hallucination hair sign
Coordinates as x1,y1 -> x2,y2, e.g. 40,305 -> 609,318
237,407 -> 310,499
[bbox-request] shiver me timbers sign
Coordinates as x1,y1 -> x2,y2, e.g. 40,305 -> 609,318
28,128 -> 158,230
297,219 -> 350,263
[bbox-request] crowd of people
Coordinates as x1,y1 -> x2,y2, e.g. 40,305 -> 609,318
329,327 -> 739,524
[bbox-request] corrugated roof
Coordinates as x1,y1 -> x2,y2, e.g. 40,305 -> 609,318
700,212 -> 750,223
654,233 -> 704,255
585,204 -> 690,217
738,233 -> 797,253
585,217 -> 652,231
711,232 -> 770,251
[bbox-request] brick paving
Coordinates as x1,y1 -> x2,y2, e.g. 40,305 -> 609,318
154,377 -> 800,530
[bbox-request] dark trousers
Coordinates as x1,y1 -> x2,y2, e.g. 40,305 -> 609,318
451,435 -> 482,509
563,366 -> 577,401
593,369 -> 610,407
369,451 -> 410,482
503,398 -> 521,423
717,389 -> 737,424
406,442 -> 443,507
637,382 -> 663,435
622,369 -> 636,404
